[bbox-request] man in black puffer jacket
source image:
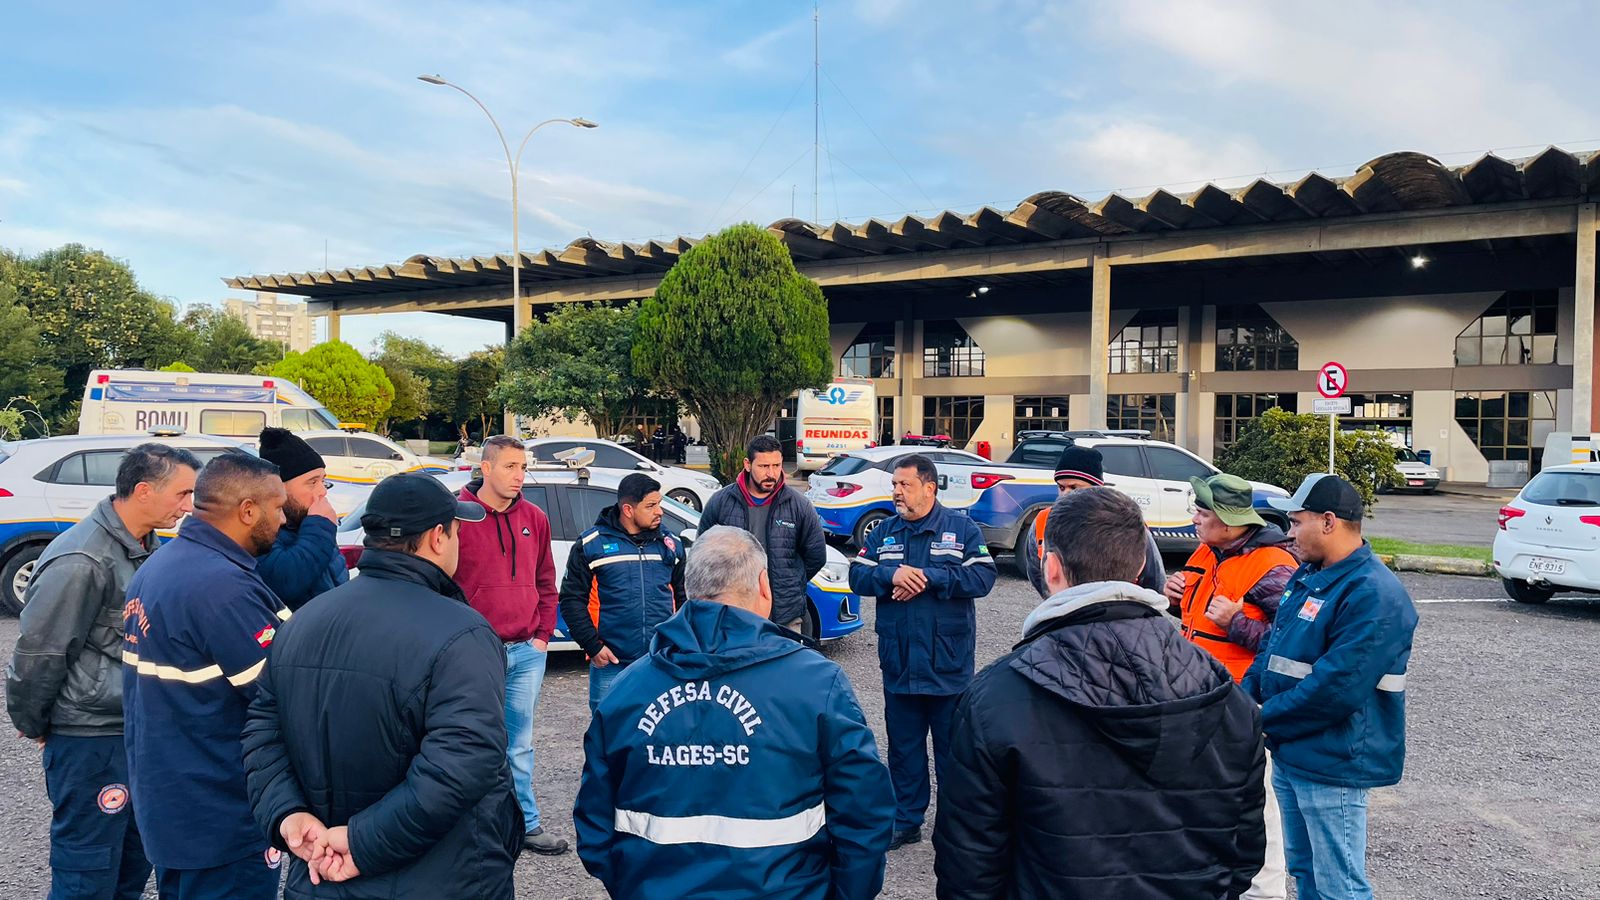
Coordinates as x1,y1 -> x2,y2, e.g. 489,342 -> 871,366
698,435 -> 827,633
243,473 -> 523,898
934,487 -> 1266,900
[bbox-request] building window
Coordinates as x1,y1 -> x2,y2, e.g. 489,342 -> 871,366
1110,309 -> 1179,373
1107,394 -> 1175,443
923,320 -> 985,377
923,396 -> 986,447
1014,396 -> 1070,433
1455,290 -> 1558,366
1455,391 -> 1556,468
1216,304 -> 1299,372
840,322 -> 896,379
1344,392 -> 1415,447
1215,393 -> 1299,454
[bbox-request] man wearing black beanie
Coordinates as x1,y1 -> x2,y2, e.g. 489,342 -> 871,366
1019,443 -> 1166,599
256,427 -> 348,610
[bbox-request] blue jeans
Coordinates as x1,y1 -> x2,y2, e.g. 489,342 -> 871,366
504,640 -> 548,833
1273,766 -> 1372,900
588,660 -> 627,712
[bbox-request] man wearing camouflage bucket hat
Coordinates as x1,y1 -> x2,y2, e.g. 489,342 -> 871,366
1163,471 -> 1298,900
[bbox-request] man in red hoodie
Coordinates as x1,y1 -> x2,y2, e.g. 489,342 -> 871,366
454,435 -> 568,855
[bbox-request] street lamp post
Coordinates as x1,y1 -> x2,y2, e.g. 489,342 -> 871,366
418,75 -> 596,435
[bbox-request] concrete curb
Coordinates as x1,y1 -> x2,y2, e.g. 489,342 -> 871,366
1376,553 -> 1494,577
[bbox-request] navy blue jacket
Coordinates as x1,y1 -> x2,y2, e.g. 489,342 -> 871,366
558,505 -> 687,664
255,514 -> 348,611
1242,543 -> 1418,789
847,503 -> 997,695
576,600 -> 894,900
121,516 -> 289,870
243,549 -> 521,899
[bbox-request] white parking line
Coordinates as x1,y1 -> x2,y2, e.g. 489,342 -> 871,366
1413,597 -> 1510,604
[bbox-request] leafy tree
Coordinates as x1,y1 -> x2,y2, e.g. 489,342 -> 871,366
158,361 -> 197,372
455,347 -> 504,441
377,361 -> 429,435
635,223 -> 830,480
0,276 -> 64,415
373,331 -> 456,416
5,245 -> 190,412
1217,408 -> 1400,509
270,341 -> 394,428
178,307 -> 282,373
496,302 -> 656,442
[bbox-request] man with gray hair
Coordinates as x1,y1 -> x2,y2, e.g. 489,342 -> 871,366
576,526 -> 894,899
8,442 -> 200,900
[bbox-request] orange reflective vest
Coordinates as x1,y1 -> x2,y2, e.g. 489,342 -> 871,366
1177,542 -> 1297,682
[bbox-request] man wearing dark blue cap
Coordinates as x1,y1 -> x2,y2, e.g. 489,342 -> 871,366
244,473 -> 524,898
1244,474 -> 1418,900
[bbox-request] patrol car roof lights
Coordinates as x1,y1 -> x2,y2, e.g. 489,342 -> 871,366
545,447 -> 595,483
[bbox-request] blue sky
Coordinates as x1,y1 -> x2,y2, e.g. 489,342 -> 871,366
4,0 -> 1599,356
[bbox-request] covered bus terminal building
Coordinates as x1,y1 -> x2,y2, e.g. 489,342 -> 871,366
229,147 -> 1600,485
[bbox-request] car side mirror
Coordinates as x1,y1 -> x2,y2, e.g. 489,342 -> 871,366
680,527 -> 698,544
390,452 -> 405,461
636,461 -> 654,471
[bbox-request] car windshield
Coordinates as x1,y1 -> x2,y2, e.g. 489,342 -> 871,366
1522,472 -> 1600,507
1395,448 -> 1420,463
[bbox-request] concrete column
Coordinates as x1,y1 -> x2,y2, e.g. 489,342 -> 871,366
325,312 -> 340,343
899,306 -> 916,436
1578,203 -> 1599,437
1088,247 -> 1111,429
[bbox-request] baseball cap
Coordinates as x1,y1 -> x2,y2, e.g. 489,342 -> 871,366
361,473 -> 486,538
1266,473 -> 1364,521
1190,473 -> 1266,528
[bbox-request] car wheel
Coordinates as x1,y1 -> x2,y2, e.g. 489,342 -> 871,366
1502,577 -> 1553,605
1,544 -> 46,616
666,489 -> 702,512
853,510 -> 889,547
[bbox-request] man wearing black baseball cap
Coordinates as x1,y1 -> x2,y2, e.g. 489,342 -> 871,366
1243,474 -> 1418,900
244,474 -> 524,897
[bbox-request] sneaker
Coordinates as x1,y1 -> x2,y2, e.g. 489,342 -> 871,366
522,826 -> 570,855
887,826 -> 922,851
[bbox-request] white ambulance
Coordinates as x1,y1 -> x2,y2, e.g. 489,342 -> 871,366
795,378 -> 877,472
78,370 -> 342,438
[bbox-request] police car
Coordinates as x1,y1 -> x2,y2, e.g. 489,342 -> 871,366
806,446 -> 990,546
963,430 -> 1291,559
298,430 -> 454,486
0,432 -> 365,614
335,463 -> 864,649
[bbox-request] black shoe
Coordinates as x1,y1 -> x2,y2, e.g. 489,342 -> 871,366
523,826 -> 570,855
887,827 -> 922,851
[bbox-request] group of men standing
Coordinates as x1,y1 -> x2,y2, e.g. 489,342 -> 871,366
7,424 -> 1419,900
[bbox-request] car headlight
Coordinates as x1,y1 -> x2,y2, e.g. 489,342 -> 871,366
818,560 -> 849,586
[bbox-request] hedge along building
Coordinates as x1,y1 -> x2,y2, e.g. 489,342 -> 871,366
229,148 -> 1600,485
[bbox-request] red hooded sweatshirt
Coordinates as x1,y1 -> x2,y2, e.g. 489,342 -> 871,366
454,480 -> 558,643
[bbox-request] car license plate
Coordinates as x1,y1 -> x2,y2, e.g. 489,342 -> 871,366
1408,479 -> 1425,486
1528,557 -> 1567,576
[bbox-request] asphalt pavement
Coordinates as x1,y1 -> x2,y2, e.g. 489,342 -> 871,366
2,568 -> 1597,899
1365,490 -> 1509,548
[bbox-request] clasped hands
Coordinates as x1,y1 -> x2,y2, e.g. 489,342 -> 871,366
890,565 -> 928,601
280,812 -> 361,884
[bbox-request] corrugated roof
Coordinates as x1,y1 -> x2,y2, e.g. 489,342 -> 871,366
225,148 -> 1600,298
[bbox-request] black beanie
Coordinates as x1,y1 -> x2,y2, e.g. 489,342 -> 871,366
1053,444 -> 1105,485
259,427 -> 326,481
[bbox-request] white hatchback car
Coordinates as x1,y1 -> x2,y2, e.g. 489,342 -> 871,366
1493,463 -> 1600,604
523,437 -> 723,511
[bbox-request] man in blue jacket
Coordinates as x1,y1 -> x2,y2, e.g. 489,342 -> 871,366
576,526 -> 894,899
253,428 -> 346,611
122,452 -> 290,899
1244,474 -> 1418,900
847,454 -> 997,851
